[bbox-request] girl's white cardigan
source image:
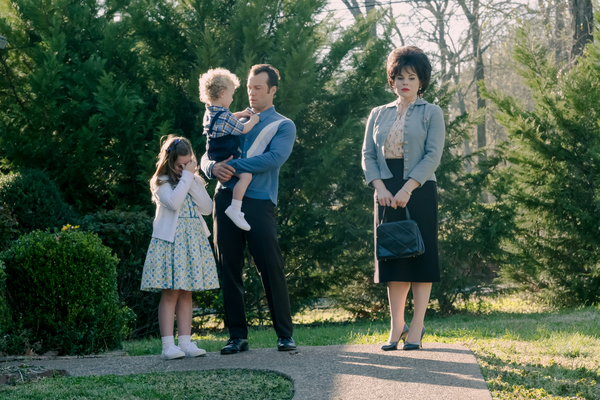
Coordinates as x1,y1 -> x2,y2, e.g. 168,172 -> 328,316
151,170 -> 213,243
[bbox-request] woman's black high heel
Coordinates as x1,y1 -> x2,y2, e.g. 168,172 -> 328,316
381,324 -> 409,351
403,326 -> 426,350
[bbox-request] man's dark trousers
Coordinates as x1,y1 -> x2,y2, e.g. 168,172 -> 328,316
213,188 -> 293,339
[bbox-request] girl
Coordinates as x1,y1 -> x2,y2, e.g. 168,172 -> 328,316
141,136 -> 219,360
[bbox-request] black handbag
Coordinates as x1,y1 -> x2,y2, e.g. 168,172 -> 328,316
376,206 -> 425,260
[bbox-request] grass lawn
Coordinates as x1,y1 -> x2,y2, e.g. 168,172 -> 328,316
0,369 -> 294,399
123,293 -> 600,400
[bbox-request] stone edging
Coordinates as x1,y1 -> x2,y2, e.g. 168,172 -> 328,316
0,351 -> 127,363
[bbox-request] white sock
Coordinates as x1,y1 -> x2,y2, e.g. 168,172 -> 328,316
231,199 -> 243,213
161,336 -> 175,351
178,335 -> 191,347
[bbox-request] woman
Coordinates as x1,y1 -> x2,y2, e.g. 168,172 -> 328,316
361,46 -> 445,350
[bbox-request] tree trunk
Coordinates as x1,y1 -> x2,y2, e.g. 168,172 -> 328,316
458,0 -> 486,164
342,0 -> 378,36
365,0 -> 377,36
555,0 -> 567,64
569,0 -> 593,59
434,0 -> 451,83
341,0 -> 363,19
454,71 -> 472,173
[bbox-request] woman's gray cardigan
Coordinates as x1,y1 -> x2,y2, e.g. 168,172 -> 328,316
361,98 -> 445,187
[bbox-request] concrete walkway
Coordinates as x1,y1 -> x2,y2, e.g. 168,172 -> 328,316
4,343 -> 492,399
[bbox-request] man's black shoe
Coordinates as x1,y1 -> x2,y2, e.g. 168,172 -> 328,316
220,338 -> 249,355
277,337 -> 296,351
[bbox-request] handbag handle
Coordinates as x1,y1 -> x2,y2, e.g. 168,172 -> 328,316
380,206 -> 412,224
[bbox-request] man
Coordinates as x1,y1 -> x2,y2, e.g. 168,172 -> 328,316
201,64 -> 296,354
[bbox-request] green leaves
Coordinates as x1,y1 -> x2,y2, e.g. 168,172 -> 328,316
0,170 -> 76,234
484,21 -> 600,306
79,209 -> 159,338
1,229 -> 133,355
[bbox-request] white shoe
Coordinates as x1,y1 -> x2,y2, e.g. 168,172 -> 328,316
161,344 -> 185,360
225,206 -> 251,231
180,342 -> 207,358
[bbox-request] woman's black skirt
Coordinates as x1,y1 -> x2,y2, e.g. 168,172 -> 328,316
374,159 -> 440,283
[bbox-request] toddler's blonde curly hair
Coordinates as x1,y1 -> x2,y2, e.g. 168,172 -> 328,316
199,68 -> 240,104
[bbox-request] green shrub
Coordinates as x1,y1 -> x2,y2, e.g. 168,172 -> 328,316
0,203 -> 19,251
0,261 -> 10,335
0,170 -> 76,234
79,210 -> 160,338
1,228 -> 133,355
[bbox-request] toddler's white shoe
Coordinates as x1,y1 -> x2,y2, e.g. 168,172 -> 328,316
180,342 -> 207,358
161,344 -> 185,360
225,206 -> 251,231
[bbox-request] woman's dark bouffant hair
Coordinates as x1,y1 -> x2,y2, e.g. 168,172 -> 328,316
387,46 -> 432,96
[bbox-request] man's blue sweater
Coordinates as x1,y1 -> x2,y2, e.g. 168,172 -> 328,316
200,106 -> 296,206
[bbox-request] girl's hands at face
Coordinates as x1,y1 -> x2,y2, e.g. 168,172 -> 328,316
184,159 -> 197,173
375,188 -> 394,208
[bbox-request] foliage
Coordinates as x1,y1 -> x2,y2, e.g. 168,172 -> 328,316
0,170 -> 76,234
482,23 -> 600,306
0,0 -> 168,213
0,202 -> 19,252
78,210 -> 160,338
433,85 -> 516,313
266,9 -> 395,318
0,260 -> 10,336
0,228 -> 133,355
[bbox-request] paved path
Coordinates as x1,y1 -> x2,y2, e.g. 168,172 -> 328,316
5,343 -> 492,399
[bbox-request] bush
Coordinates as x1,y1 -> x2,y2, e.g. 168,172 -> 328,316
0,170 -> 76,234
1,228 -> 133,355
0,261 -> 10,334
79,210 -> 160,338
0,203 -> 19,251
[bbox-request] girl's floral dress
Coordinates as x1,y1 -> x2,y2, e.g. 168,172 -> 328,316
141,194 -> 219,292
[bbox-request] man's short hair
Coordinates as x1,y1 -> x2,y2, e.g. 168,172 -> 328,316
387,46 -> 432,96
249,64 -> 280,90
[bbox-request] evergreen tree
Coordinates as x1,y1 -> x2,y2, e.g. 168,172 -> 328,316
0,0 -> 162,212
482,24 -> 600,306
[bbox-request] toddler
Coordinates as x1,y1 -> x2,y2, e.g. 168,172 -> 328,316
199,68 -> 260,231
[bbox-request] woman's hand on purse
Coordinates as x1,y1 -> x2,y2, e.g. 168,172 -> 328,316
375,188 -> 394,207
392,188 -> 411,209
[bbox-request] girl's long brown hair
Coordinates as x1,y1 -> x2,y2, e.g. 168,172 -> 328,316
150,136 -> 196,199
